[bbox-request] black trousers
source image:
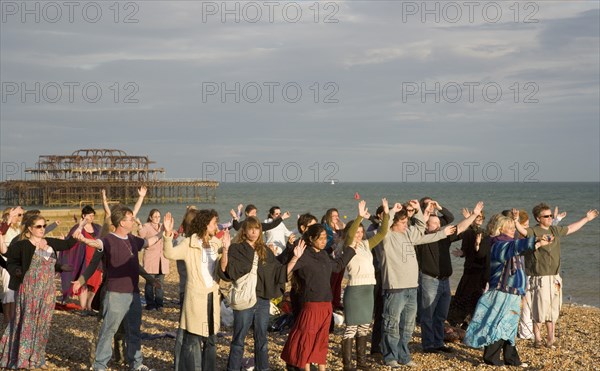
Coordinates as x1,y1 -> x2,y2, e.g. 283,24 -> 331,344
483,339 -> 521,366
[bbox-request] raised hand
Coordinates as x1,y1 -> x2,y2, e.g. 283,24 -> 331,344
511,208 -> 520,221
229,209 -> 238,219
358,200 -> 368,218
443,225 -> 457,236
382,198 -> 389,214
472,202 -> 484,216
586,209 -> 599,221
392,203 -> 403,213
409,199 -> 421,211
462,208 -> 471,219
282,211 -> 291,220
138,186 -> 147,197
237,204 -> 243,213
163,212 -> 174,236
294,239 -> 306,259
9,206 -> 23,223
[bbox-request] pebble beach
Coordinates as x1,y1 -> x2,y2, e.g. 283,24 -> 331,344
27,262 -> 600,370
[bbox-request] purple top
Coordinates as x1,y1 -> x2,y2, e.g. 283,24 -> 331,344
101,233 -> 145,293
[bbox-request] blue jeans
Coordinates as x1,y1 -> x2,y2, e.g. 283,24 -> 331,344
381,288 -> 418,364
419,274 -> 451,350
227,298 -> 271,371
93,291 -> 143,370
144,274 -> 165,309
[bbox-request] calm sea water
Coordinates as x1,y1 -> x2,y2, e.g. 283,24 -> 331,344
10,182 -> 600,306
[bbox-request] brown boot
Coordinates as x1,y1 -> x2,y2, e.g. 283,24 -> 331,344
342,337 -> 355,371
356,336 -> 369,369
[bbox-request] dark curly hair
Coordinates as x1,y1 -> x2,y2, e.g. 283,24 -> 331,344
189,209 -> 219,242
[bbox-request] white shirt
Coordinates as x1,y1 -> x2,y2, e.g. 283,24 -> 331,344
263,218 -> 292,256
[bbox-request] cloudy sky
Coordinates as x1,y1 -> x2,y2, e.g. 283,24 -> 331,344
1,1 -> 598,183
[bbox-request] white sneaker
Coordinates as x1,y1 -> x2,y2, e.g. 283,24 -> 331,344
404,360 -> 419,367
134,365 -> 154,371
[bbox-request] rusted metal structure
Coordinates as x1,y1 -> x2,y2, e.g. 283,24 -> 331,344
0,149 -> 218,206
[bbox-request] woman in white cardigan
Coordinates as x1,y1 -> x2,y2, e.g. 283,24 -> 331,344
341,199 -> 390,370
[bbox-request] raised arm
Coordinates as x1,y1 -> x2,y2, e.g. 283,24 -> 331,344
435,202 -> 455,225
366,198 -> 390,248
162,212 -> 187,260
456,201 -> 484,235
262,217 -> 284,231
345,200 -> 367,247
286,239 -> 306,275
511,208 -> 529,237
566,209 -> 599,235
132,186 -> 147,218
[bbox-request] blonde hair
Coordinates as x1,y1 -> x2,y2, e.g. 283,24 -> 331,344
491,216 -> 515,237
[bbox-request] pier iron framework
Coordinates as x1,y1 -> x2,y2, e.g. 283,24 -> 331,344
0,149 -> 218,206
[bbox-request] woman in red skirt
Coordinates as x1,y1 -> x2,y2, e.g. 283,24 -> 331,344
281,224 -> 357,371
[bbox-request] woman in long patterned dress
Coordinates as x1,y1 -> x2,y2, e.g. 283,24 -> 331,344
0,215 -> 81,369
463,216 -> 550,367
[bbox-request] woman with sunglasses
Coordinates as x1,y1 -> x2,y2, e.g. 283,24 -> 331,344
0,214 -> 82,369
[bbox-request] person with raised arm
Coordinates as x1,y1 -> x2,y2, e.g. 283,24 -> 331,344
380,199 -> 460,368
514,203 -> 599,349
415,201 -> 484,355
138,209 -> 168,311
230,204 -> 289,232
281,223 -> 355,371
162,210 -> 227,370
340,198 -> 389,370
464,216 -> 552,367
447,207 -> 489,329
219,216 -> 304,371
0,215 -> 81,369
0,206 -> 24,324
60,205 -> 103,313
72,205 -> 161,371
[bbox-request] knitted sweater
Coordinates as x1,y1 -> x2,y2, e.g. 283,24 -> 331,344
344,213 -> 389,286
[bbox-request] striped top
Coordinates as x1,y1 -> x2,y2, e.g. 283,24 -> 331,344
489,235 -> 536,296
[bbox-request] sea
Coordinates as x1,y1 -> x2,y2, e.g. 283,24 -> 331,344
133,182 -> 600,308
10,182 -> 600,307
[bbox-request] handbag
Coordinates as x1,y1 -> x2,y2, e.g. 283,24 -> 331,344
227,253 -> 259,310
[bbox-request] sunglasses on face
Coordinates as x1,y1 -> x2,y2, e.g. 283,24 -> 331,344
540,215 -> 553,219
33,224 -> 47,229
406,209 -> 415,212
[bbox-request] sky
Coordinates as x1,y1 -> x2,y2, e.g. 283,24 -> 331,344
1,0 -> 599,183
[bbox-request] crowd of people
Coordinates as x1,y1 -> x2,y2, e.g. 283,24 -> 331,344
0,188 -> 597,370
